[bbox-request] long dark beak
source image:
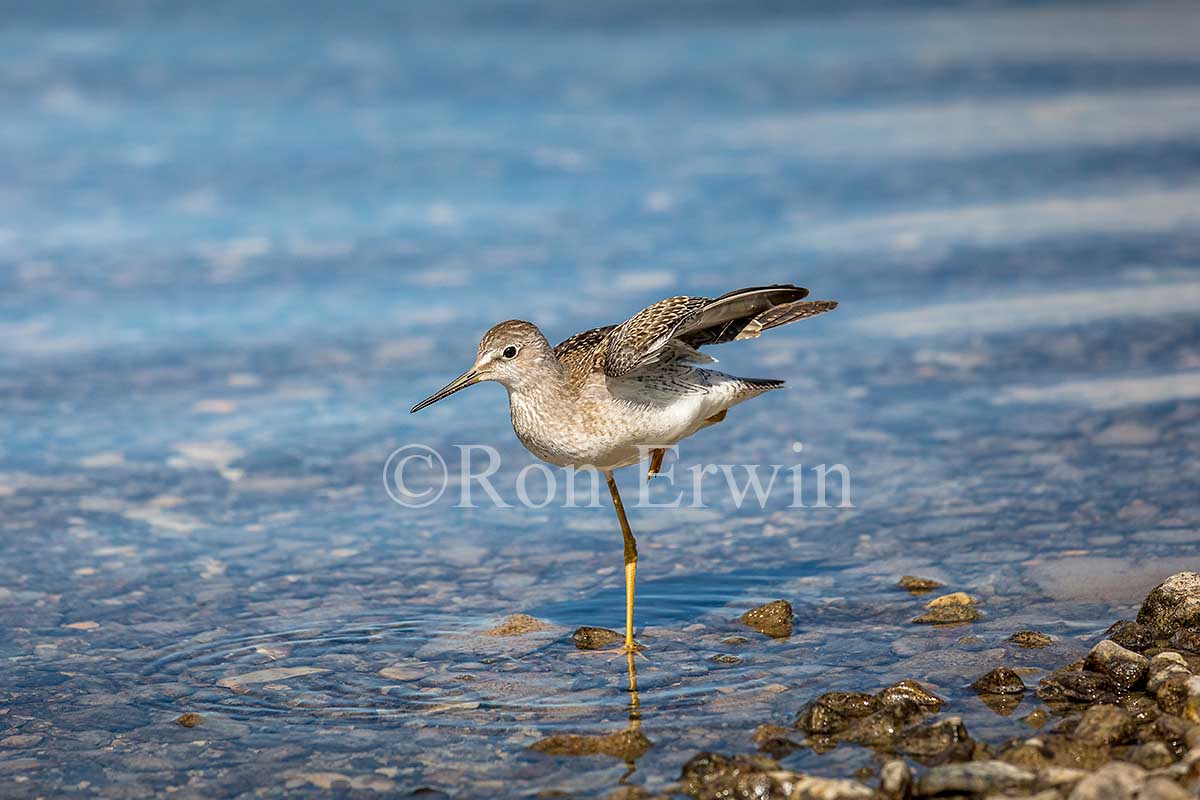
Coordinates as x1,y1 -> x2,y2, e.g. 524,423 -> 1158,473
410,367 -> 480,413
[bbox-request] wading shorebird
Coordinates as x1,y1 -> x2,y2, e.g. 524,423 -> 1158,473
410,285 -> 837,653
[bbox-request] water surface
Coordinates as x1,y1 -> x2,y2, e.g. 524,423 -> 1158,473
2,1 -> 1200,796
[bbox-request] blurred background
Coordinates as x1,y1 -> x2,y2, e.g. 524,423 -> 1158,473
2,1 -> 1199,797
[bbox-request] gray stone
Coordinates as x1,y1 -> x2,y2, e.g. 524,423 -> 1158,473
1141,777 -> 1192,800
879,759 -> 912,799
917,761 -> 1034,795
1137,573 -> 1200,636
1066,762 -> 1146,800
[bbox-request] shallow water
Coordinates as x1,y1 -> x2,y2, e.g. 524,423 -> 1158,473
2,1 -> 1200,797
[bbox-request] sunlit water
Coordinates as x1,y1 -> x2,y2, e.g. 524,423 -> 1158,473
2,1 -> 1200,797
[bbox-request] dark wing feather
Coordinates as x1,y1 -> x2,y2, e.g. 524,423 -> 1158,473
602,295 -> 710,376
602,285 -> 836,377
553,324 -> 615,373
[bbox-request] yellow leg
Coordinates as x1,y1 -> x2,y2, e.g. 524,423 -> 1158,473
605,471 -> 639,652
647,448 -> 665,478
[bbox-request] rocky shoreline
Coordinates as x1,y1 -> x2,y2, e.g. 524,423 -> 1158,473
642,572 -> 1200,800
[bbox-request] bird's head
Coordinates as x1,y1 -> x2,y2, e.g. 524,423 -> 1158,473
410,320 -> 556,413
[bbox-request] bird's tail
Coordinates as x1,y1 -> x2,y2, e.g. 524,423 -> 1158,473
741,377 -> 785,390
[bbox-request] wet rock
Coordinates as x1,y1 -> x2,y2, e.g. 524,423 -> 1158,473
571,626 -> 622,650
912,592 -> 977,625
678,754 -> 877,800
740,600 -> 794,639
898,576 -> 942,594
878,759 -> 912,799
1137,573 -> 1200,636
1169,628 -> 1200,653
846,700 -> 927,748
174,712 -> 203,728
1156,672 -> 1191,716
1072,704 -> 1136,746
795,692 -> 878,735
1037,670 -> 1118,705
753,724 -> 801,758
897,716 -> 975,763
1147,652 -> 1191,692
1106,620 -> 1158,653
1155,713 -> 1193,750
973,667 -> 1027,695
916,761 -> 1035,796
1009,630 -> 1053,648
1129,741 -> 1176,769
677,752 -> 786,800
710,654 -> 741,665
483,613 -> 551,636
876,679 -> 944,710
1066,761 -> 1145,800
1085,639 -> 1150,692
797,680 -> 944,755
531,728 -> 651,762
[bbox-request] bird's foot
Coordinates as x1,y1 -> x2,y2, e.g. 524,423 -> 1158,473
568,641 -> 647,660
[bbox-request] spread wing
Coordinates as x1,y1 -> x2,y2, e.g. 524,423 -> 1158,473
602,285 -> 837,377
553,324 -> 615,374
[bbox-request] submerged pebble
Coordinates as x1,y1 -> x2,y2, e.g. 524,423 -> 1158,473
1008,630 -> 1053,648
898,575 -> 942,594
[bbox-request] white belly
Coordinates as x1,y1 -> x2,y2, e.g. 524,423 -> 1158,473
508,368 -> 755,471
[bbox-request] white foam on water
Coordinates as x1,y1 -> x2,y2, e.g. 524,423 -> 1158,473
790,185 -> 1200,254
732,87 -> 1200,160
856,280 -> 1200,338
994,372 -> 1200,409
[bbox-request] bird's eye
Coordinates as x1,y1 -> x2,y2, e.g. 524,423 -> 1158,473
502,346 -> 518,359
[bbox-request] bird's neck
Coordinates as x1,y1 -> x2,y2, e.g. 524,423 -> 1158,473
505,358 -> 570,434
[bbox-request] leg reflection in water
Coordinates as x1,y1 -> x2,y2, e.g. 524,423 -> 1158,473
529,651 -> 651,782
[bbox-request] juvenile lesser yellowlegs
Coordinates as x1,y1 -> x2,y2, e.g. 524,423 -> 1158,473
410,285 -> 837,653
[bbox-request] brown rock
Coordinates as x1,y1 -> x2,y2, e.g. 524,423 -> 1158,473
571,626 -> 622,650
1106,620 -> 1158,653
483,613 -> 551,636
898,575 -> 942,594
174,712 -> 203,728
972,667 -> 1027,695
531,728 -> 651,761
1072,704 -> 1136,746
1008,630 -> 1053,648
740,599 -> 794,639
